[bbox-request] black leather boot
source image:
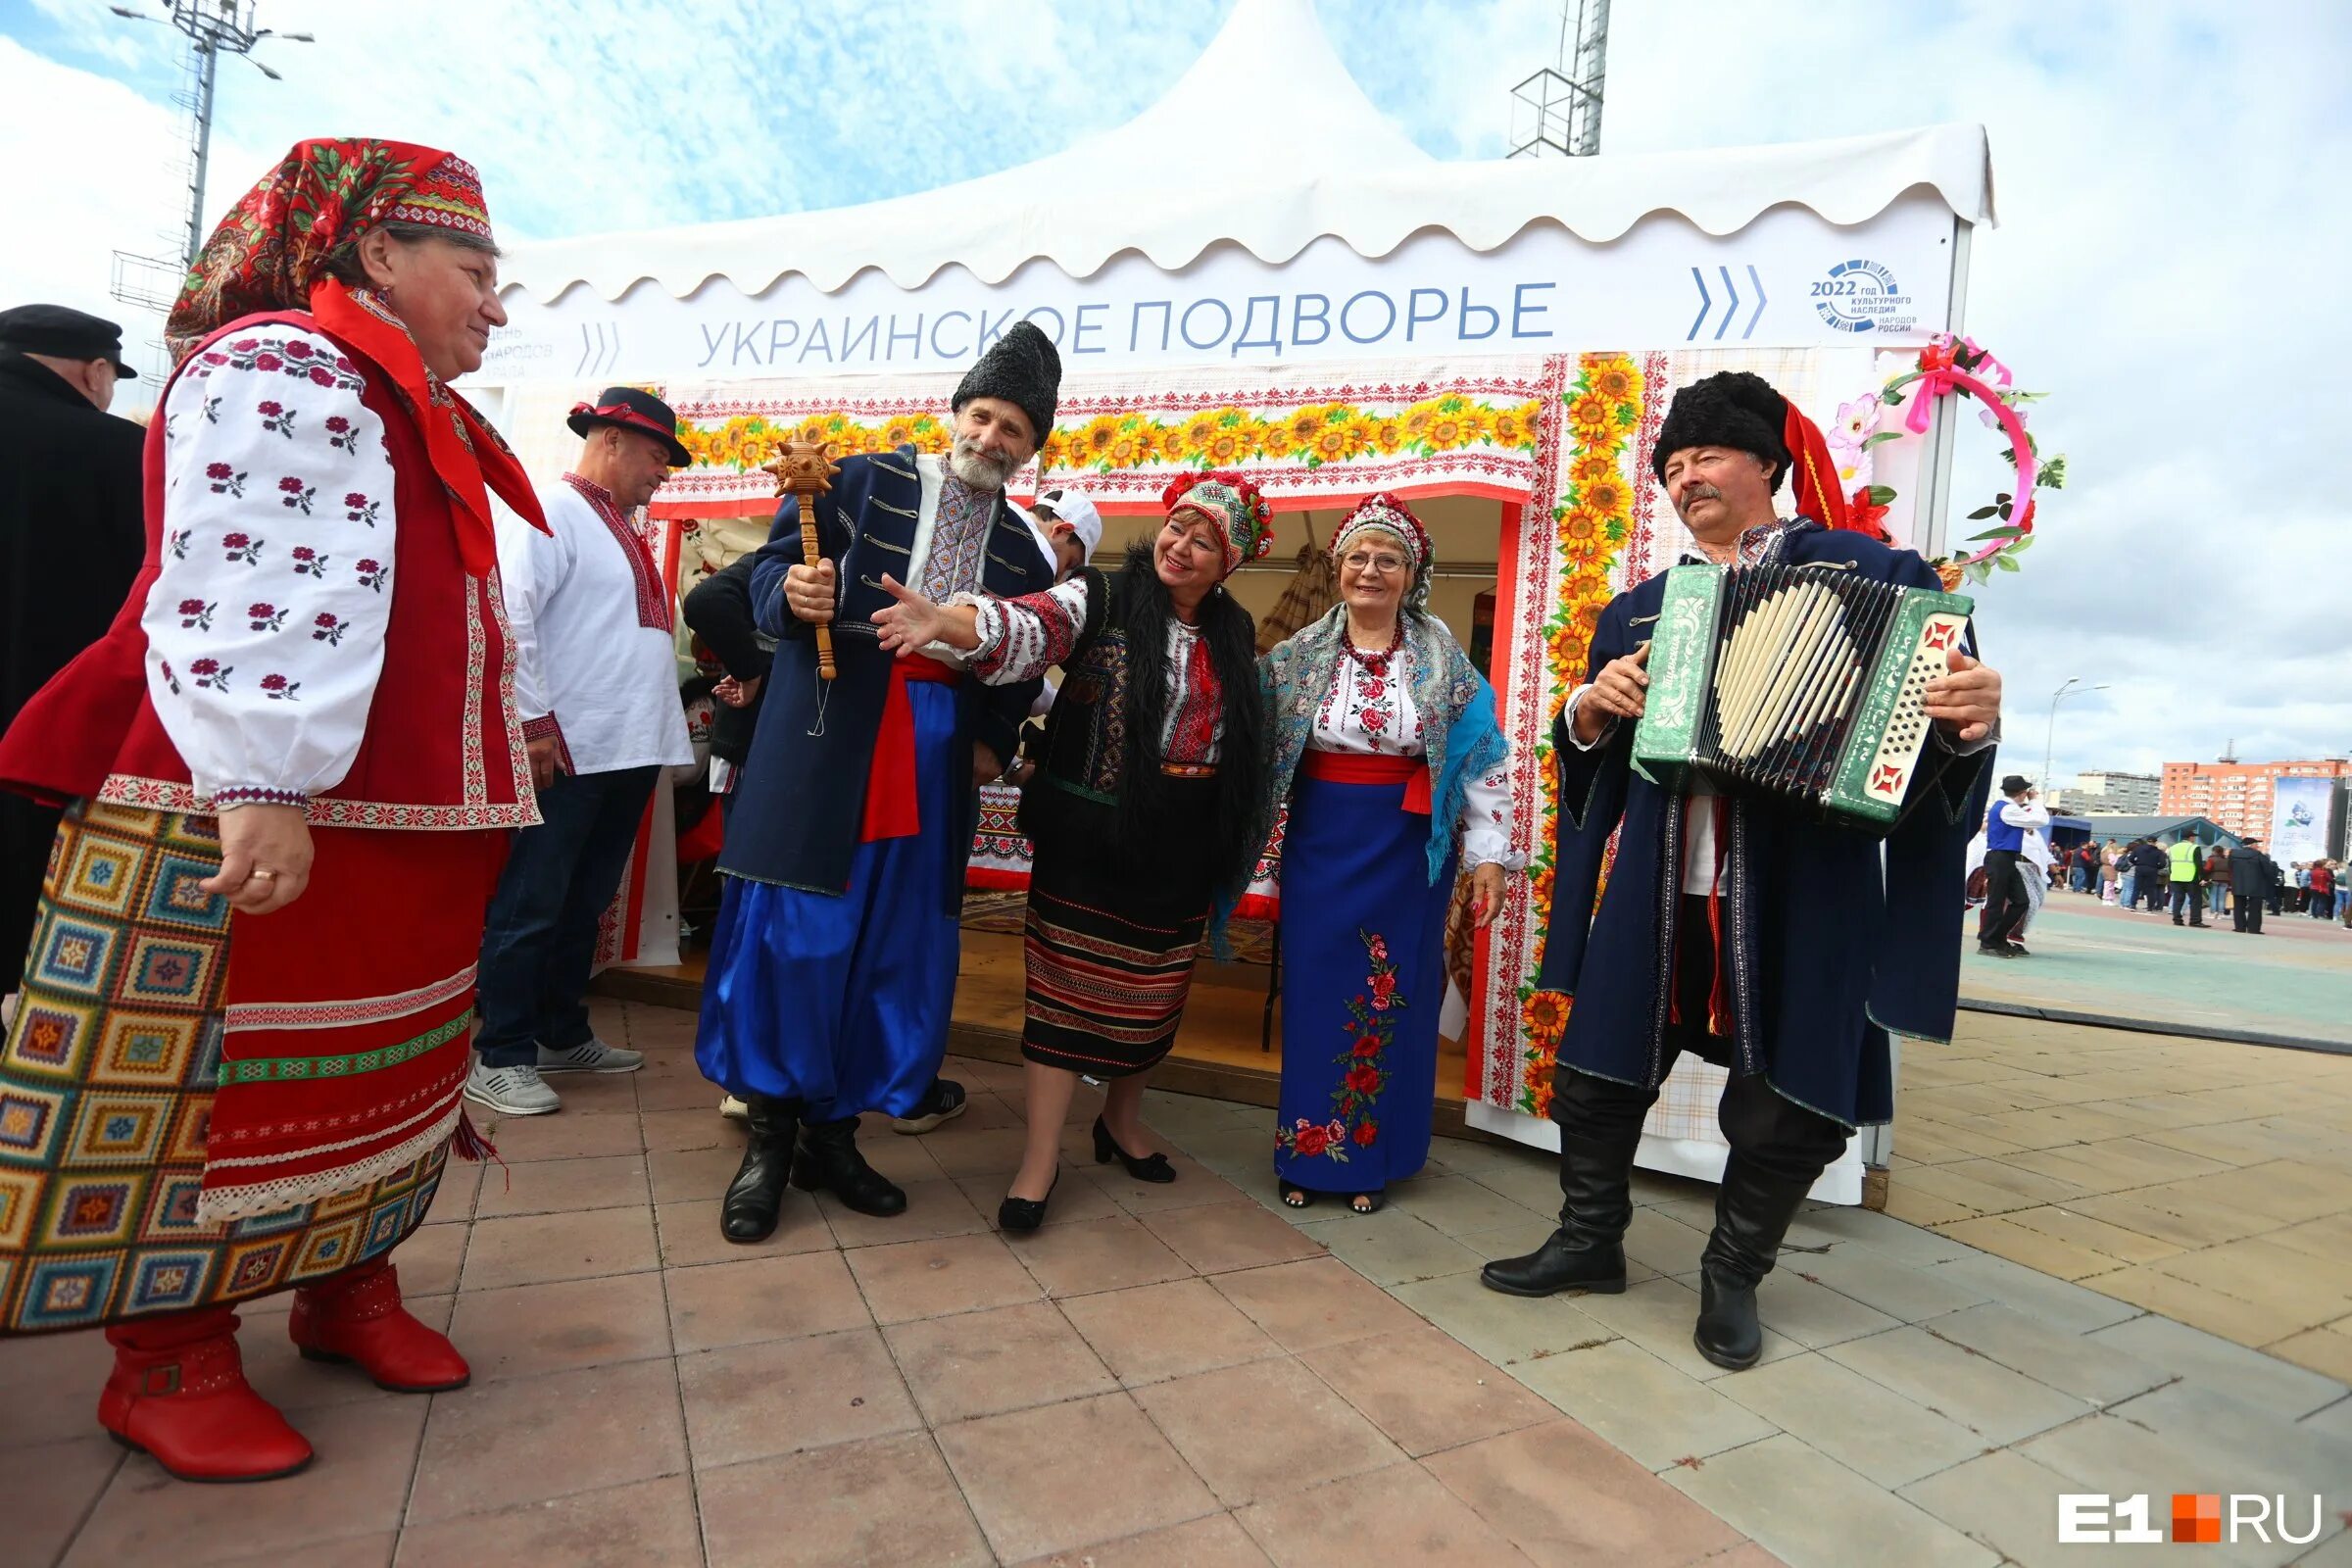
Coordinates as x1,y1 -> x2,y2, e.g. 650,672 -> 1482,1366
1480,1131 -> 1639,1298
790,1115 -> 906,1217
720,1095 -> 802,1244
1692,1155 -> 1816,1370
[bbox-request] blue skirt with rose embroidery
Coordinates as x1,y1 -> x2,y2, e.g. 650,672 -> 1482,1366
1273,754 -> 1457,1196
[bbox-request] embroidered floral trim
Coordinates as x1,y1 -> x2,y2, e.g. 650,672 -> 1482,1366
97,772 -> 542,830
185,333 -> 366,394
1276,928 -> 1403,1161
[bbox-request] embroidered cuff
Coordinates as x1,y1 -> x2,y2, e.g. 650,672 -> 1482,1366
522,713 -> 563,743
213,785 -> 310,810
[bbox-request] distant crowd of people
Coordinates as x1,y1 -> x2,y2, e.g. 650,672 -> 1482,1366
2061,835 -> 2342,935
1973,777 -> 2345,956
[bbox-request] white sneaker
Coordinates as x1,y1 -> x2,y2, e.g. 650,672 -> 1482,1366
719,1094 -> 750,1122
466,1061 -> 563,1116
536,1037 -> 645,1074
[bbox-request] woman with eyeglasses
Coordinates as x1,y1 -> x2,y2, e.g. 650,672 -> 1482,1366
1258,494 -> 1521,1214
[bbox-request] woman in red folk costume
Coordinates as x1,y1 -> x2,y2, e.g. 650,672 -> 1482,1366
0,139 -> 546,1481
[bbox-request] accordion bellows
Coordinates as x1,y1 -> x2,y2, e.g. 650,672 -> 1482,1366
1631,564 -> 1974,831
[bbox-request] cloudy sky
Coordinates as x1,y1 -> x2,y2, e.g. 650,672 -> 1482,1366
4,0 -> 2346,783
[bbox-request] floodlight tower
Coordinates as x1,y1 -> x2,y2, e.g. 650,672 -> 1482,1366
107,1 -> 313,316
1509,0 -> 1609,159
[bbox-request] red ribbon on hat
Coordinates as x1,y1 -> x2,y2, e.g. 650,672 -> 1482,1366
573,401 -> 674,447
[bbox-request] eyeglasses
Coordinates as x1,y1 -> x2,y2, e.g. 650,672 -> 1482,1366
1342,552 -> 1407,574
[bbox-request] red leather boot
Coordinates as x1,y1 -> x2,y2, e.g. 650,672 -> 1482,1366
287,1257 -> 469,1392
99,1307 -> 314,1483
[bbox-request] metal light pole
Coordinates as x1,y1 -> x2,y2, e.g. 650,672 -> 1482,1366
108,1 -> 313,322
2041,677 -> 2110,795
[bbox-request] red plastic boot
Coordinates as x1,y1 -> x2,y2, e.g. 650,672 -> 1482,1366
99,1307 -> 314,1483
288,1257 -> 469,1392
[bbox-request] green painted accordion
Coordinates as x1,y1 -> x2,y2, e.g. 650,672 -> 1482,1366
1630,564 -> 1974,832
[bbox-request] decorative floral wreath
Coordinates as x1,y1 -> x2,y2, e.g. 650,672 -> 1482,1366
1161,467 -> 1277,564
1859,334 -> 2066,588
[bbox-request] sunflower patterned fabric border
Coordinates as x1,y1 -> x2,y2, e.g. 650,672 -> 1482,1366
1474,351 -> 1668,1124
639,374 -> 1551,517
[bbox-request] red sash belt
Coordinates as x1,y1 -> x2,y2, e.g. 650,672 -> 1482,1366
1302,749 -> 1433,815
860,656 -> 963,843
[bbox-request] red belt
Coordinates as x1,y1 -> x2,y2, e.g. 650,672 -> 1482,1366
860,657 -> 963,843
1302,749 -> 1432,815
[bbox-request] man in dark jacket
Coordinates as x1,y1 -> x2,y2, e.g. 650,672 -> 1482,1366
681,552 -> 771,823
0,305 -> 146,1001
2230,837 -> 2274,933
1480,370 -> 2002,1371
2130,839 -> 2170,911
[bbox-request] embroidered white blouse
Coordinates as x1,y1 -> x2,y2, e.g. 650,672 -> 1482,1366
960,575 -> 1225,764
139,325 -> 397,808
497,477 -> 694,775
1308,639 -> 1521,870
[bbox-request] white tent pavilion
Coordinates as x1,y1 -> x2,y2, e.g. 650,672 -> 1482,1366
475,0 -> 1997,1202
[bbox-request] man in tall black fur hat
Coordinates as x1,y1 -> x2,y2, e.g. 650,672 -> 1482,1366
1482,369 -> 2006,1369
693,324 -> 1056,1242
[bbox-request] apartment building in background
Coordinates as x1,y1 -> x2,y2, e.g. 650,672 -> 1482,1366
2053,770 -> 2163,816
2160,757 -> 2352,842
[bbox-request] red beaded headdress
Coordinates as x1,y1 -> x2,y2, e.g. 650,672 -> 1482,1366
1162,469 -> 1275,576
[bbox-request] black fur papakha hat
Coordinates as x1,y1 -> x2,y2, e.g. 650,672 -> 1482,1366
1652,369 -> 1792,492
953,320 -> 1061,445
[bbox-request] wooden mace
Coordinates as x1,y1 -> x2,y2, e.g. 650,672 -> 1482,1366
763,438 -> 841,680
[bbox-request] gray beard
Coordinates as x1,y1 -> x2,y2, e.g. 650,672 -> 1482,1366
949,441 -> 1014,491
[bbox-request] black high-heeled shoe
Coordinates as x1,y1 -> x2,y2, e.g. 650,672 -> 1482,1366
998,1170 -> 1060,1234
1092,1115 -> 1175,1183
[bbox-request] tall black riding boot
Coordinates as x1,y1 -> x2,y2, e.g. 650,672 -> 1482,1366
1480,1130 -> 1640,1298
1692,1155 -> 1816,1370
720,1095 -> 803,1243
791,1115 -> 906,1217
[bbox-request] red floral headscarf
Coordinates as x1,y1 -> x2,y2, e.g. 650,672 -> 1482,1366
167,137 -> 539,572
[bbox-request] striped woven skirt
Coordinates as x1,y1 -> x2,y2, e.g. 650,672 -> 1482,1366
0,802 -> 498,1334
1019,777 -> 1216,1079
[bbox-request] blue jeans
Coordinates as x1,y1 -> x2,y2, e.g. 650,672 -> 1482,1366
2120,871 -> 2137,906
2315,892 -> 2337,920
2208,883 -> 2228,916
475,765 -> 661,1067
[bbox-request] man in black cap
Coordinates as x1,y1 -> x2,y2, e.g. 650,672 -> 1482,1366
466,386 -> 696,1117
1979,774 -> 2045,956
0,305 -> 145,1012
693,324 -> 1055,1242
1483,369 -> 2004,1371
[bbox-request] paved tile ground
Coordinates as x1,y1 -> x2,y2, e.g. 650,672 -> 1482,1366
7,999 -> 2349,1566
1889,1001 -> 2352,1381
1958,894 -> 2352,1045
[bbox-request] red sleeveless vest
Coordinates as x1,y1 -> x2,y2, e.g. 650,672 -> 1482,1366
0,311 -> 536,828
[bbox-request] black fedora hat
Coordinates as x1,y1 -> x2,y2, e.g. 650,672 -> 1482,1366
567,385 -> 690,466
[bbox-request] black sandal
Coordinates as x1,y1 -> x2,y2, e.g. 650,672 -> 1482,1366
1280,1181 -> 1314,1209
1348,1191 -> 1385,1215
